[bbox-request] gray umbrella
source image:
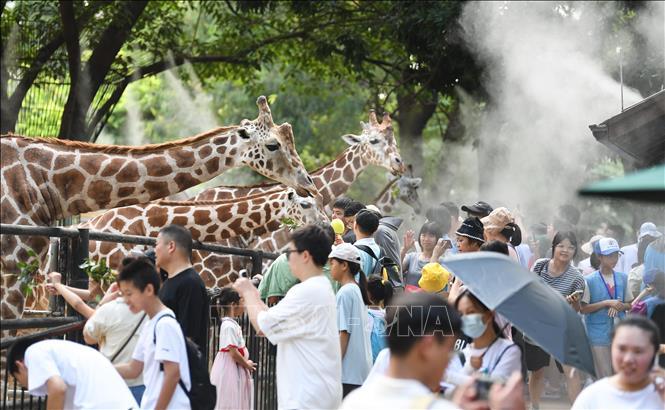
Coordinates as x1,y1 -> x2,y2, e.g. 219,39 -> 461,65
443,251 -> 596,377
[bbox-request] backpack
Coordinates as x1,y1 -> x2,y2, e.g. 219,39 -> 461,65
355,244 -> 404,293
153,314 -> 216,410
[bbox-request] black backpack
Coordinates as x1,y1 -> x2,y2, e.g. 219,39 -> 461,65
355,244 -> 404,293
153,314 -> 216,410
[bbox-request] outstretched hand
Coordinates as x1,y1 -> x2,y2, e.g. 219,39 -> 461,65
403,230 -> 416,251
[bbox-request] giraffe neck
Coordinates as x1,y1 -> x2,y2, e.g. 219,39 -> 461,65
311,144 -> 371,205
1,130 -> 238,225
373,178 -> 400,214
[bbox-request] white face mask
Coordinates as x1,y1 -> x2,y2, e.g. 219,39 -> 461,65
461,313 -> 488,339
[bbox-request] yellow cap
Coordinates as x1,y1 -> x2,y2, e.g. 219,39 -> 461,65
418,263 -> 451,293
331,218 -> 345,235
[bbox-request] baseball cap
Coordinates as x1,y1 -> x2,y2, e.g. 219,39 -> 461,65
418,263 -> 451,293
461,201 -> 494,217
593,237 -> 623,256
329,243 -> 361,264
638,222 -> 662,240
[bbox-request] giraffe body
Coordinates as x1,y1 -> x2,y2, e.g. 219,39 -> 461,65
83,188 -> 327,287
1,96 -> 318,319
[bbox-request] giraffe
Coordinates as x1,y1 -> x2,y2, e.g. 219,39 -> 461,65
372,175 -> 423,216
0,96 -> 318,320
82,187 -> 327,287
193,111 -> 407,282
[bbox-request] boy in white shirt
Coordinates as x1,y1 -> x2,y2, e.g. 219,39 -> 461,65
115,257 -> 191,410
7,338 -> 138,409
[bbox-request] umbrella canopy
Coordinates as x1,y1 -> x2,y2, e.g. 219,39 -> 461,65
578,165 -> 665,203
443,252 -> 596,377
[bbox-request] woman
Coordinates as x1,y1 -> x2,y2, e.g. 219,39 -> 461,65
329,243 -> 373,397
527,231 -> 586,408
400,221 -> 447,288
481,207 -> 523,263
446,290 -> 521,384
448,217 -> 485,303
572,317 -> 664,409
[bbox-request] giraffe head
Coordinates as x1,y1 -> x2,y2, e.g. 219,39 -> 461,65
341,110 -> 405,175
238,96 -> 318,198
281,188 -> 329,226
396,176 -> 423,214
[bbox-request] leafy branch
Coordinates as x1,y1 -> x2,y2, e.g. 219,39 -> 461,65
79,258 -> 115,288
18,248 -> 41,298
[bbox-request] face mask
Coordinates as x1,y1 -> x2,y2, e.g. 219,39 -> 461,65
461,313 -> 488,339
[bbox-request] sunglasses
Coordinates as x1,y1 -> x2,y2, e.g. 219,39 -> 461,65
284,249 -> 305,260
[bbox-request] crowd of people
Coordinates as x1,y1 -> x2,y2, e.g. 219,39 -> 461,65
6,197 -> 665,410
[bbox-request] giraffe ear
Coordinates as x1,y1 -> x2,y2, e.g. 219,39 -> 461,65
341,134 -> 363,146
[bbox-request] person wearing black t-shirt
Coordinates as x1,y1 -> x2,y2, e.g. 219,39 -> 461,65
155,224 -> 210,351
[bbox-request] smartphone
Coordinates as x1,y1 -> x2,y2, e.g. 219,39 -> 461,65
438,238 -> 452,248
474,377 -> 494,401
569,289 -> 584,298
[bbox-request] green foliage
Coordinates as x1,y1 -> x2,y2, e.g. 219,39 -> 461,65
279,217 -> 299,230
17,248 -> 40,297
79,258 -> 115,288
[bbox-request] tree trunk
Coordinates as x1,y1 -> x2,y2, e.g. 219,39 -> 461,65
58,1 -> 148,141
395,89 -> 437,178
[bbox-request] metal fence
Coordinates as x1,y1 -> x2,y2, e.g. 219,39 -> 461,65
0,223 -> 280,410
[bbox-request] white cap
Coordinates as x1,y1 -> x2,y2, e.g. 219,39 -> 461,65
329,243 -> 361,264
593,237 -> 623,256
638,222 -> 662,240
581,235 -> 605,255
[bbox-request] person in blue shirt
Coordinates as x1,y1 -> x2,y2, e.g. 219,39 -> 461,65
353,209 -> 382,276
581,237 -> 633,379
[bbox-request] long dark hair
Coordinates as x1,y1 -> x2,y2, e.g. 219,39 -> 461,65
499,222 -> 522,246
454,290 -> 504,339
332,258 -> 370,305
551,230 -> 578,259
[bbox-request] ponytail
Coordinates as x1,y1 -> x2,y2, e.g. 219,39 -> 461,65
336,258 -> 371,305
501,222 -> 522,246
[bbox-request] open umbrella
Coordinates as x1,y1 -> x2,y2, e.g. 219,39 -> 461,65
578,164 -> 665,203
443,252 -> 596,377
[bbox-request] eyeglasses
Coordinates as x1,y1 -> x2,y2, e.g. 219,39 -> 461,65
284,249 -> 304,260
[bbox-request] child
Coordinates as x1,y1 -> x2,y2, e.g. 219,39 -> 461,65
210,287 -> 255,410
114,258 -> 191,410
329,243 -> 373,397
581,237 -> 632,379
366,275 -> 393,362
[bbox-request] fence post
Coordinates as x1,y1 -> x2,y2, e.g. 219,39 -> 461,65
48,238 -> 63,315
251,250 -> 263,277
70,228 -> 89,290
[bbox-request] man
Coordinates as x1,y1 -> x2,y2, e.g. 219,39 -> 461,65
331,196 -> 353,221
460,201 -> 493,219
374,209 -> 404,281
115,258 -> 191,410
235,224 -> 342,409
341,292 -> 525,409
8,338 -> 138,409
155,224 -> 209,350
343,200 -> 366,243
353,209 -> 382,276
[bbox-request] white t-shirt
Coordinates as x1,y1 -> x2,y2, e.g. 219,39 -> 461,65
445,338 -> 522,384
341,374 -> 458,409
337,283 -> 372,385
257,274 -> 342,409
84,298 -> 145,386
571,377 -> 663,409
132,308 -> 191,410
618,243 -> 638,274
25,340 -> 137,409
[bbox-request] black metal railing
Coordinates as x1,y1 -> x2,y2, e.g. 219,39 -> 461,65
1,223 -> 280,410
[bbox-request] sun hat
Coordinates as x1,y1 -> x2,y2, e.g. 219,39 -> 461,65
592,237 -> 623,256
638,222 -> 662,240
329,243 -> 361,264
581,234 -> 605,255
480,207 -> 514,231
418,263 -> 451,293
461,201 -> 494,218
455,217 -> 485,243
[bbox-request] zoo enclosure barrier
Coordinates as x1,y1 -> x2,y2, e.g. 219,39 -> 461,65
0,223 -> 280,410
